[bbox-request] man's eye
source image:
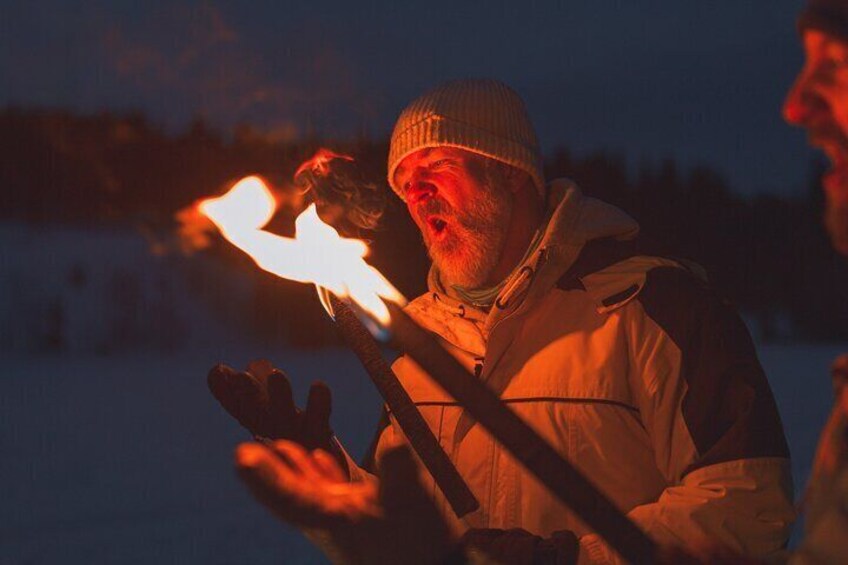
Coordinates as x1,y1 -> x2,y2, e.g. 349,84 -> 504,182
821,49 -> 848,72
431,159 -> 450,168
811,57 -> 839,80
824,57 -> 842,71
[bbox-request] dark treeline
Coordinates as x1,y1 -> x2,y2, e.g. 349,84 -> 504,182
545,150 -> 848,341
2,107 -> 846,343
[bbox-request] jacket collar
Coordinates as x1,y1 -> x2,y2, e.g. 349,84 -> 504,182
403,179 -> 640,350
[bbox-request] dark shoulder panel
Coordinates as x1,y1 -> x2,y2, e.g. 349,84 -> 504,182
556,235 -> 675,291
637,267 -> 790,474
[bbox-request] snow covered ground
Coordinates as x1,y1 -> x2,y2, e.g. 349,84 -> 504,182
0,342 -> 844,564
0,346 -> 382,564
2,191 -> 846,562
759,344 -> 845,494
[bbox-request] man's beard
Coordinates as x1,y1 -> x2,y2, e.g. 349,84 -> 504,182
824,167 -> 848,256
419,180 -> 513,288
812,128 -> 848,256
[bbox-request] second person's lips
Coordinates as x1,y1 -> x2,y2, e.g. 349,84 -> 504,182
824,164 -> 848,204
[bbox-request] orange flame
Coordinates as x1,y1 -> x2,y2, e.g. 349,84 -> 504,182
176,180 -> 307,255
175,201 -> 215,254
294,148 -> 354,179
198,175 -> 406,324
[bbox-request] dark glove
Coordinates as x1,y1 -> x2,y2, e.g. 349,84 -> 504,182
207,360 -> 334,452
460,528 -> 578,565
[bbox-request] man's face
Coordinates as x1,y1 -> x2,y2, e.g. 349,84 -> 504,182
784,29 -> 848,253
393,147 -> 513,288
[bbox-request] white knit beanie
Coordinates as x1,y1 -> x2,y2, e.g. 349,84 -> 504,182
387,79 -> 545,200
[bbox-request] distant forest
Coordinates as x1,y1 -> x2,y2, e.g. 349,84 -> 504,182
2,107 -> 847,342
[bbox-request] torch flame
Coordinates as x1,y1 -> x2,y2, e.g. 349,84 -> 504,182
199,175 -> 406,325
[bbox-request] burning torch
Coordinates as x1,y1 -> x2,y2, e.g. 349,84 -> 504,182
197,168 -> 658,564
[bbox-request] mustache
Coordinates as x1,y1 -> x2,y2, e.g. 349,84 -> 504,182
808,123 -> 848,147
417,197 -> 453,221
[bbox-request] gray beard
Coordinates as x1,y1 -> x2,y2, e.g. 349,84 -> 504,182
422,186 -> 513,289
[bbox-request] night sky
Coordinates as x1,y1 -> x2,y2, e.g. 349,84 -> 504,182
0,0 -> 817,197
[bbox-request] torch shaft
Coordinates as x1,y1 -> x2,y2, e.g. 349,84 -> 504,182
386,302 -> 657,564
328,295 -> 479,518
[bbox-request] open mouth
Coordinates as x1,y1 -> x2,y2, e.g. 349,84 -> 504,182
427,216 -> 448,238
807,134 -> 848,197
810,128 -> 848,159
824,162 -> 848,203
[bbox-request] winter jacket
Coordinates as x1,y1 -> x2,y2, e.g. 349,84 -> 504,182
346,179 -> 795,564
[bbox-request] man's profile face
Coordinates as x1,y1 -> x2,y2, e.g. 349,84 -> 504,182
393,147 -> 513,288
784,29 -> 848,253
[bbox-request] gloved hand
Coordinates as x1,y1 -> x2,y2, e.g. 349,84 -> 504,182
236,439 -> 458,565
460,528 -> 578,565
207,360 -> 334,452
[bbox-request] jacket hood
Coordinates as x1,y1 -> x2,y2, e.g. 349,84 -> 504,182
404,179 -> 639,352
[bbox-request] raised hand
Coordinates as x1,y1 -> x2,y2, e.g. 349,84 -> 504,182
236,440 -> 457,565
235,440 -> 377,529
207,360 -> 334,452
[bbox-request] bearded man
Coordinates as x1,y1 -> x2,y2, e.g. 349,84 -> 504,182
783,1 -> 848,563
216,80 -> 794,564
785,0 -> 848,257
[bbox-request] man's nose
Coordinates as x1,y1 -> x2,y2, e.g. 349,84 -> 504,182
406,179 -> 436,205
783,73 -> 815,125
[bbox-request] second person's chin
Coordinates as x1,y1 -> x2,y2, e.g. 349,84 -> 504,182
824,163 -> 848,205
825,196 -> 848,257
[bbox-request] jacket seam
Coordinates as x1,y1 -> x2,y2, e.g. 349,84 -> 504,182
392,397 -> 640,413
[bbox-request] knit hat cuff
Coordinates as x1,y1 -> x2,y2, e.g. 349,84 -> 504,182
388,114 -> 546,201
799,6 -> 848,42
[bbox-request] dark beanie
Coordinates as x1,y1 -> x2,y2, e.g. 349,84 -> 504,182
799,0 -> 848,42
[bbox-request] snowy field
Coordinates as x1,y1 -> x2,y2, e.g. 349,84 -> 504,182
0,341 -> 845,564
0,345 -> 383,564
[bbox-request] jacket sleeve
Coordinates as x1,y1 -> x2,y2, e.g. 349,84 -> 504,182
336,405 -> 393,484
579,266 -> 795,564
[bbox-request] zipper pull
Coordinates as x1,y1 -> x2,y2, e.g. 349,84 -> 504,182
473,357 -> 484,379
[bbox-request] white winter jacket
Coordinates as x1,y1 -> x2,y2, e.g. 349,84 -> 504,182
348,180 -> 795,564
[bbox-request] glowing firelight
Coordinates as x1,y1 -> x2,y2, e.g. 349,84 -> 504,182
198,175 -> 406,325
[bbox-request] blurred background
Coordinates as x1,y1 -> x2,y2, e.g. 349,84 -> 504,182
1,0 -> 845,563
